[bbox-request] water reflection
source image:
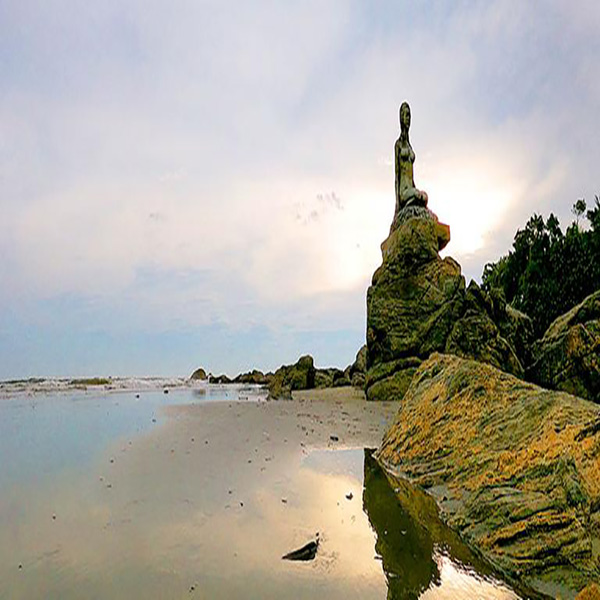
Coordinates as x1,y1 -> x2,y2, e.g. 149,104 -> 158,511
362,450 -> 523,600
363,450 -> 439,598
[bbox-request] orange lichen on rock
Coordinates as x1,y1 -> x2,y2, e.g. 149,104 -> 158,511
376,353 -> 600,597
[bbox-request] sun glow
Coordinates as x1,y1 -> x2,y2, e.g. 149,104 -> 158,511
422,159 -> 524,259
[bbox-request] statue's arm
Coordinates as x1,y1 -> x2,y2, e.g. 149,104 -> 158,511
394,139 -> 401,200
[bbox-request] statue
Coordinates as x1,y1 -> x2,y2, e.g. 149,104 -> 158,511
394,102 -> 428,216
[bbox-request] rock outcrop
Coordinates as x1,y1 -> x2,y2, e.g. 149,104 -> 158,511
528,289 -> 600,403
190,367 -> 207,380
377,353 -> 600,597
365,208 -> 529,400
314,367 -> 350,388
348,344 -> 367,388
267,355 -> 316,399
232,370 -> 271,385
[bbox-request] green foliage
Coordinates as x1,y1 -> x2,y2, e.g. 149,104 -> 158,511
482,197 -> 600,336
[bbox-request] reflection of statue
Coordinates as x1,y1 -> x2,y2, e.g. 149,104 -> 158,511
394,102 -> 428,216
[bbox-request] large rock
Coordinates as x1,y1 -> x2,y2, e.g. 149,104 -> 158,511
267,355 -> 316,399
314,367 -> 350,388
365,209 -> 528,400
528,290 -> 600,403
348,344 -> 367,388
445,281 -> 527,378
377,353 -> 600,597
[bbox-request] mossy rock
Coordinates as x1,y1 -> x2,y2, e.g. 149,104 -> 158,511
366,367 -> 418,402
268,354 -> 316,399
377,353 -> 600,596
529,290 -> 600,403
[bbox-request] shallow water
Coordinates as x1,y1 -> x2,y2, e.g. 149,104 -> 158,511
0,388 -> 524,599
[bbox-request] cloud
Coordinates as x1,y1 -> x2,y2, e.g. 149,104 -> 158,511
0,0 -> 599,375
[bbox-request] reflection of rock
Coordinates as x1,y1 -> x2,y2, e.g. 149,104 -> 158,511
268,355 -> 316,399
363,450 -> 439,599
362,450 -> 516,599
376,353 -> 600,596
366,210 -> 529,401
190,367 -> 207,380
528,289 -> 600,402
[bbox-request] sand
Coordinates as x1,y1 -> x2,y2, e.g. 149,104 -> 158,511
0,387 -> 399,600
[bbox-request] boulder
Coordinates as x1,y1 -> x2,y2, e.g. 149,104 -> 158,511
445,281 -> 525,378
365,208 -> 528,400
377,353 -> 600,597
267,355 -> 316,399
313,367 -> 349,388
232,369 -> 271,385
528,290 -> 600,403
348,344 -> 367,387
190,367 -> 207,381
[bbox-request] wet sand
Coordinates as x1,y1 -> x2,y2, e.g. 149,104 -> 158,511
0,388 -> 399,599
0,386 -> 522,599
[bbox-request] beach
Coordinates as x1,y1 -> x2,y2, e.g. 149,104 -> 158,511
0,385 -> 521,599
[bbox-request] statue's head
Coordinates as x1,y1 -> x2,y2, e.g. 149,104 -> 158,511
399,102 -> 411,132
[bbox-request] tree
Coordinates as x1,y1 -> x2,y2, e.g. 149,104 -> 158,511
482,197 -> 600,337
572,198 -> 587,227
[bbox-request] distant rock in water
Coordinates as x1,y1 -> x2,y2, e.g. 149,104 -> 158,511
528,289 -> 600,403
268,355 -> 316,399
376,353 -> 600,597
189,367 -> 207,381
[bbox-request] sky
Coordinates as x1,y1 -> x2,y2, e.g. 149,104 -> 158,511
1,0 -> 599,378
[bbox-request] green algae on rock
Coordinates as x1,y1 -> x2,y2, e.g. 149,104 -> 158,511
528,289 -> 600,403
268,354 -> 316,399
365,208 -> 529,400
376,353 -> 600,597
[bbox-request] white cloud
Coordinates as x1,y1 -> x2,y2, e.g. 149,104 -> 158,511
1,0 -> 599,374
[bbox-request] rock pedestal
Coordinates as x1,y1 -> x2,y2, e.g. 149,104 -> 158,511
365,208 -> 530,401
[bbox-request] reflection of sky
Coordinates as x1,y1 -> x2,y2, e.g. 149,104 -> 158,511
301,447 -> 366,481
0,387 -> 262,487
0,397 -> 521,599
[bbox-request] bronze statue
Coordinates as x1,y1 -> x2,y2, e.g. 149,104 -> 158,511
394,102 -> 428,215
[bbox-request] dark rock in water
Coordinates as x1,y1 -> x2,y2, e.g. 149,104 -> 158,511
282,538 -> 319,561
268,355 -> 316,399
376,353 -> 600,597
528,289 -> 600,403
189,367 -> 207,381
